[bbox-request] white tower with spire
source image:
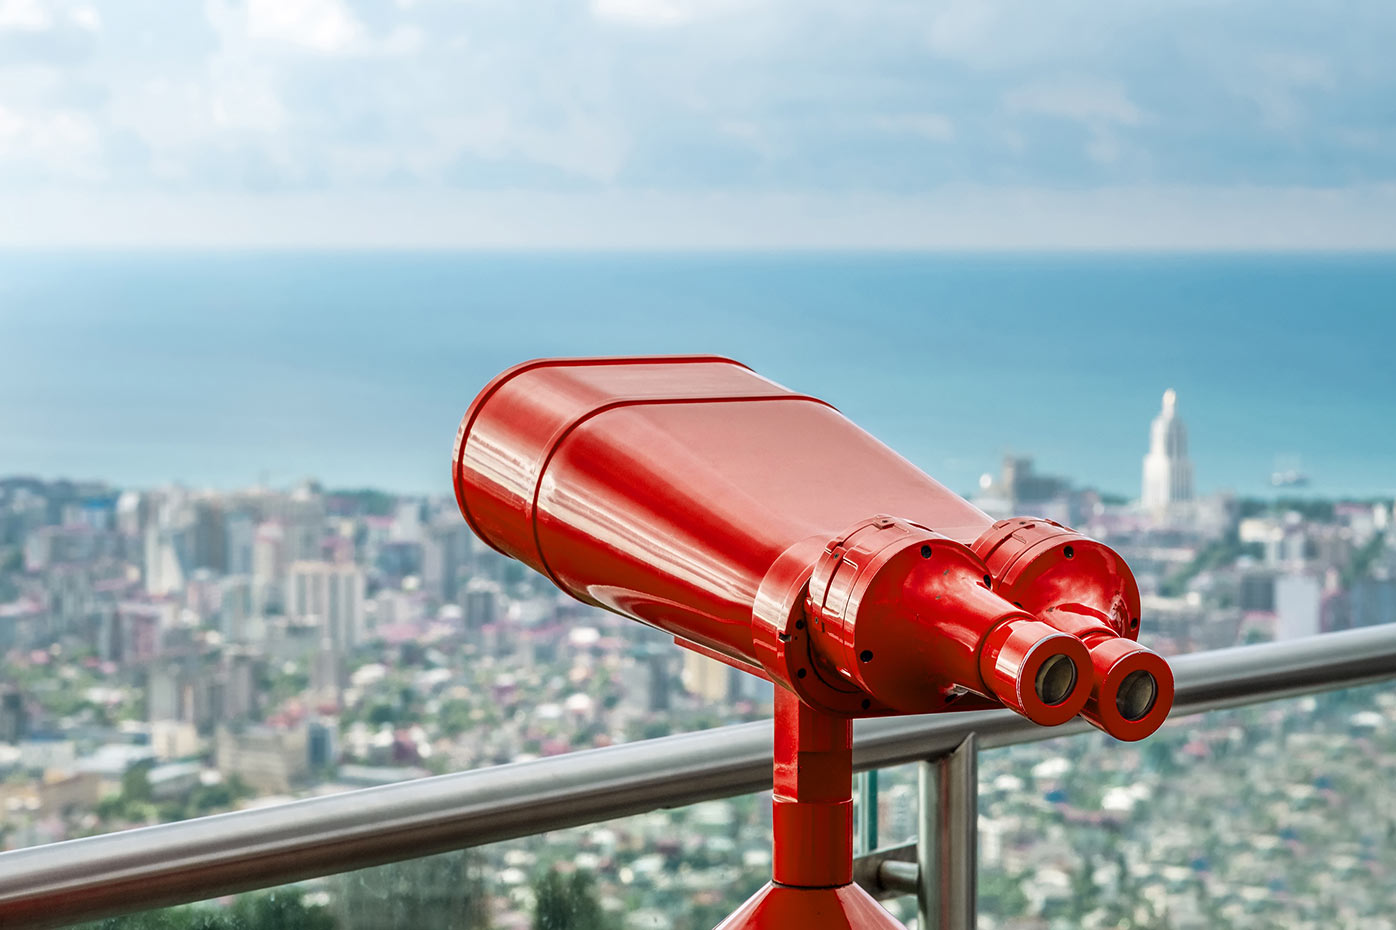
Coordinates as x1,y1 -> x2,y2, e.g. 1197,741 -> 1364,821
1142,389 -> 1194,517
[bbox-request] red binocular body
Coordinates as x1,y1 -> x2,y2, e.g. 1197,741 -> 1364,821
452,356 -> 1172,741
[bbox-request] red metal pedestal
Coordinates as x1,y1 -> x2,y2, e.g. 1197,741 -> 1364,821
717,690 -> 906,929
715,883 -> 904,929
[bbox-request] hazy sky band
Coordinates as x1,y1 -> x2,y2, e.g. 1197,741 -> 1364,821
1,0 -> 1394,247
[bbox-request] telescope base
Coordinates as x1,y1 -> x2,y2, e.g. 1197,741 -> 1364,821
714,881 -> 906,929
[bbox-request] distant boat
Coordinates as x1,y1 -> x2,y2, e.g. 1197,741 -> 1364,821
1270,469 -> 1310,488
1270,455 -> 1310,488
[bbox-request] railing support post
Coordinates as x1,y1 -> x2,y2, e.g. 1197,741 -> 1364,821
856,769 -> 879,855
917,733 -> 977,930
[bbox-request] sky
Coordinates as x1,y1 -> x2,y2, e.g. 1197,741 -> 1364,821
1,0 -> 1395,248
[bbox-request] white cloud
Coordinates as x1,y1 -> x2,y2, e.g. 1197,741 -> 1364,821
381,24 -> 424,56
0,106 -> 94,151
244,0 -> 362,52
69,4 -> 100,31
207,0 -> 419,61
593,0 -> 687,26
0,104 -> 101,179
1235,52 -> 1336,131
0,105 -> 21,138
1084,131 -> 1121,166
591,0 -> 747,27
1256,52 -> 1334,91
926,0 -> 999,59
0,0 -> 50,31
430,108 -> 631,183
1006,79 -> 1144,127
106,78 -> 211,162
1004,79 -> 1145,167
0,0 -> 1393,221
868,114 -> 956,142
209,60 -> 287,132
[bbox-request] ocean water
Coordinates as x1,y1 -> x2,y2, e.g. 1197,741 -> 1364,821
1,251 -> 1394,499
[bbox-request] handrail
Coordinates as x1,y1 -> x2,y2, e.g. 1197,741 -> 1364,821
2,625 -> 1395,929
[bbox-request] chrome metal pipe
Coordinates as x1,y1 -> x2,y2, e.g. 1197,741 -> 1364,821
855,769 -> 879,855
0,625 -> 1393,929
876,859 -> 920,897
0,724 -> 773,929
918,735 -> 977,930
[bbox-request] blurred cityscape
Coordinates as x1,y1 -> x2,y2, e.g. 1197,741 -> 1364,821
2,391 -> 1394,929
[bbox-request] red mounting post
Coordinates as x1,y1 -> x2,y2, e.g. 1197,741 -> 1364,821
717,689 -> 905,929
772,688 -> 853,888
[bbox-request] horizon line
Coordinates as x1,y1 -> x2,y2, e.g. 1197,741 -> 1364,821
4,246 -> 1396,256
8,472 -> 1393,507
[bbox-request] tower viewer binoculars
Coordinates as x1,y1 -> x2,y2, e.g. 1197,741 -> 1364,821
452,355 -> 1174,928
452,355 -> 1172,741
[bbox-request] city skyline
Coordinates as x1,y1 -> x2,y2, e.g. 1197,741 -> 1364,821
3,422 -> 1392,927
7,359 -> 1392,929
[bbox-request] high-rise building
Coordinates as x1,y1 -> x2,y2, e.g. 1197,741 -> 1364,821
144,524 -> 189,596
1,690 -> 28,744
115,490 -> 144,537
310,635 -> 347,709
147,662 -> 191,723
1141,389 -> 1195,517
307,717 -> 339,769
973,456 -> 1077,524
225,512 -> 255,576
217,575 -> 254,642
215,724 -> 309,794
461,578 -> 502,632
646,651 -> 672,713
251,521 -> 285,613
221,652 -> 258,721
1347,579 -> 1396,630
1275,573 -> 1322,640
681,650 -> 730,702
287,561 -> 366,651
190,502 -> 226,572
422,521 -> 469,604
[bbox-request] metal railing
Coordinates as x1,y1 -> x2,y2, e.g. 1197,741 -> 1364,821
2,625 -> 1395,929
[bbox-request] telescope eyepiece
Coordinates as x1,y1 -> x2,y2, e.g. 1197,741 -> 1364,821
1116,669 -> 1159,722
1034,652 -> 1079,707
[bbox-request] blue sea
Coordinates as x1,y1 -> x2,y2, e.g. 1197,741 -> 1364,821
1,252 -> 1394,500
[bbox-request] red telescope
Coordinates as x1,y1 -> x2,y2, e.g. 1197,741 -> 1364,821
452,356 -> 1172,928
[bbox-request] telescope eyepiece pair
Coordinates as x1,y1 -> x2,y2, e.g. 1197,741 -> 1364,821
793,515 -> 1170,739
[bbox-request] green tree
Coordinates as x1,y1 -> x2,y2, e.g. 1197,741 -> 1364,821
334,850 -> 490,930
436,699 -> 475,737
229,890 -> 338,930
176,774 -> 255,820
76,888 -> 335,930
1342,531 -> 1387,587
533,869 -> 604,930
1159,532 -> 1263,596
367,702 -> 400,726
82,908 -> 230,929
979,868 -> 1030,919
